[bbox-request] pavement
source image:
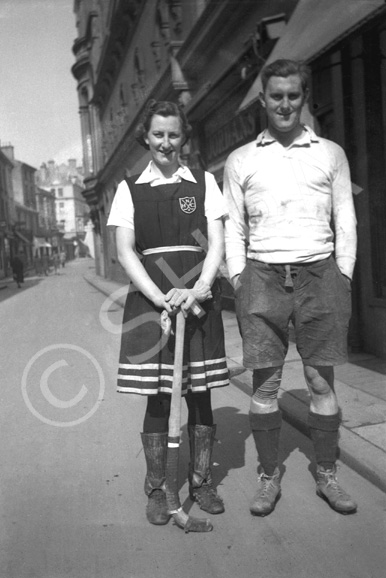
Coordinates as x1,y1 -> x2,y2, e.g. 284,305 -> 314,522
0,266 -> 34,291
76,266 -> 384,495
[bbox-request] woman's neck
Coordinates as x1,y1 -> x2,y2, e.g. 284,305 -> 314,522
152,161 -> 179,179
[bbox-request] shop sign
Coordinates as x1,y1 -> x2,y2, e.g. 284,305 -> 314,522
206,111 -> 256,163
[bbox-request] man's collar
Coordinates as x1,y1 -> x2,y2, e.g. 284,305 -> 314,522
135,161 -> 197,183
256,124 -> 320,147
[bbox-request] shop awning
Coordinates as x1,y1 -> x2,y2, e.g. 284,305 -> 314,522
33,237 -> 52,249
239,0 -> 386,111
15,230 -> 32,244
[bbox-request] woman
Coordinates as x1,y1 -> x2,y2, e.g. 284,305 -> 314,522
107,100 -> 229,526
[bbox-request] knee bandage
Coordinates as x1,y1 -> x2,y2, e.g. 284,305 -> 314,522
252,366 -> 283,401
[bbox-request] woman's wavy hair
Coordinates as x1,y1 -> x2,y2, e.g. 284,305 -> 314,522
135,99 -> 192,149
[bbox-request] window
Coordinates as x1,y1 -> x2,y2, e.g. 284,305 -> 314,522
58,188 -> 63,197
363,31 -> 386,298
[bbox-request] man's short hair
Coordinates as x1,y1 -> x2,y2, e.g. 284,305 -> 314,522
261,59 -> 310,93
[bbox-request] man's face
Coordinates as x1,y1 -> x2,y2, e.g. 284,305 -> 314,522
259,74 -> 308,135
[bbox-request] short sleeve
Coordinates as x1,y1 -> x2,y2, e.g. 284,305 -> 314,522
106,180 -> 134,229
204,172 -> 228,222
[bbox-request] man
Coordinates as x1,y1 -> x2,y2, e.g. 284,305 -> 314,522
223,59 -> 357,516
11,252 -> 25,288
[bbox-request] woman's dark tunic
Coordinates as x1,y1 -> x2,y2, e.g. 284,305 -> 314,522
117,169 -> 229,395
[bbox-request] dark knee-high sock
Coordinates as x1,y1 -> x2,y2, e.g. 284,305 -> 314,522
185,390 -> 213,427
249,411 -> 282,476
308,411 -> 340,469
143,394 -> 171,433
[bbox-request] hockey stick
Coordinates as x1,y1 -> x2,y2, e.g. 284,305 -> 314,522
164,309 -> 213,532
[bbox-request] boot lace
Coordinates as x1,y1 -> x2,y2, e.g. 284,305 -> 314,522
151,489 -> 166,503
322,471 -> 349,498
257,473 -> 278,498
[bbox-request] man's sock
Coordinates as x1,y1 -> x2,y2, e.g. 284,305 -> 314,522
308,411 -> 340,469
249,410 -> 282,476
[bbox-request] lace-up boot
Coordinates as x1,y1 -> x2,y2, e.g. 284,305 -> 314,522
141,432 -> 171,525
188,425 -> 225,514
250,467 -> 281,516
316,465 -> 357,514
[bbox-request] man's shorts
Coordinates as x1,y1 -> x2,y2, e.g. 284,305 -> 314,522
235,256 -> 352,369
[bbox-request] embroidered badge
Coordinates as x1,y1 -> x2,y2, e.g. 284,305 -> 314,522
179,196 -> 196,214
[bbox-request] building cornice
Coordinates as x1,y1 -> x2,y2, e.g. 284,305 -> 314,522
177,0 -> 256,72
92,0 -> 146,112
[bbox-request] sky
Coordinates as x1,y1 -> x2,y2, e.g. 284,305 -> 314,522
0,0 -> 83,169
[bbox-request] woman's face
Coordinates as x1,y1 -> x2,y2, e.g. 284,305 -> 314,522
144,114 -> 184,176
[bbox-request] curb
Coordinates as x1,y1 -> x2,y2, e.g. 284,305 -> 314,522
231,369 -> 386,494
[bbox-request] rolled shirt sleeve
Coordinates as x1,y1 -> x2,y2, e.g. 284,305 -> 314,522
223,151 -> 249,280
204,172 -> 228,222
331,145 -> 357,279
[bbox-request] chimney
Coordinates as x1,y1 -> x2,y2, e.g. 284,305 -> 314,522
68,159 -> 77,176
1,144 -> 15,161
47,159 -> 56,182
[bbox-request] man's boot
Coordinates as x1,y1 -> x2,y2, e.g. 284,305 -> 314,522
249,410 -> 282,516
308,411 -> 357,514
316,465 -> 357,514
141,432 -> 171,525
188,425 -> 225,514
250,467 -> 281,516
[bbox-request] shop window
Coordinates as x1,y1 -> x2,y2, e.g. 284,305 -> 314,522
312,57 -> 336,141
363,31 -> 386,298
317,108 -> 335,141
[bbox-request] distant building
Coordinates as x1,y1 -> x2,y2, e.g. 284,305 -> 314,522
34,187 -> 61,257
0,148 -> 14,278
36,159 -> 90,260
1,144 -> 38,268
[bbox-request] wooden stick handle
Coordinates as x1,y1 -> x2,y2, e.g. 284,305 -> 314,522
165,311 -> 185,512
164,310 -> 213,532
168,311 -> 185,438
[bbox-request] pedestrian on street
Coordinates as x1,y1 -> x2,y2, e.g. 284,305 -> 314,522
41,254 -> 50,276
11,252 -> 24,288
107,100 -> 229,527
60,250 -> 66,268
52,252 -> 60,275
223,59 -> 358,516
34,254 -> 43,276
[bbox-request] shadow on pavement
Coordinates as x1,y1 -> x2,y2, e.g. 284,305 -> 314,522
174,406 -> 250,514
0,276 -> 45,303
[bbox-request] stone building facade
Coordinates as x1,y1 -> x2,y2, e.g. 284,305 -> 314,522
72,0 -> 386,358
36,160 -> 88,260
71,0 -> 297,278
0,149 -> 14,278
